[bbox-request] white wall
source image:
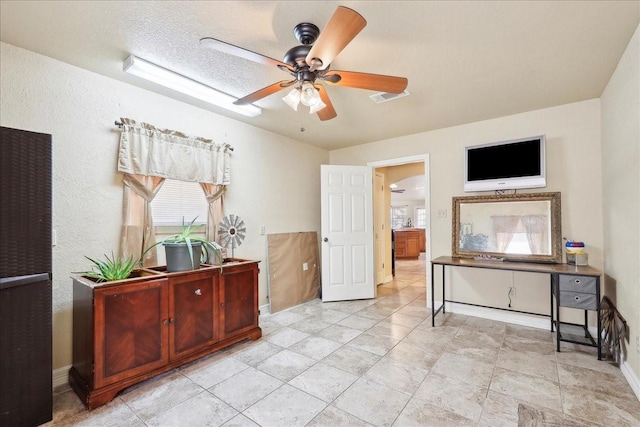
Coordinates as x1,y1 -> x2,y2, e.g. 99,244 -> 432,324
601,24 -> 640,386
0,42 -> 328,371
331,99 -> 604,325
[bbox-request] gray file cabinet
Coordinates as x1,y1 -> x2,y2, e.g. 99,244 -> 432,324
552,273 -> 601,359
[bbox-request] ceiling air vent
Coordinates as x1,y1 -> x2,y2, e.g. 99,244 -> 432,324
369,90 -> 410,104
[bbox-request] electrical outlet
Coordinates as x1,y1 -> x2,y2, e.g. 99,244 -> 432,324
509,287 -> 516,298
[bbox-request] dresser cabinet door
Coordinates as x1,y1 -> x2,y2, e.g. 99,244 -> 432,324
170,270 -> 218,359
94,278 -> 169,388
220,264 -> 258,339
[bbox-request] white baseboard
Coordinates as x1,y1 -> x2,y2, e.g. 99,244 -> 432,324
259,303 -> 271,316
53,364 -> 71,391
431,300 -> 550,330
620,354 -> 640,401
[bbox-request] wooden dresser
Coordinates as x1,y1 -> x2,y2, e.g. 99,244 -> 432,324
69,259 -> 261,409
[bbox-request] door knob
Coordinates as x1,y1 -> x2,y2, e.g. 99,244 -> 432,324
323,237 -> 328,242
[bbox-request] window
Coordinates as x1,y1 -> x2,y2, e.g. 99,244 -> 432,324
505,233 -> 533,254
390,206 -> 407,229
414,206 -> 426,228
151,179 -> 209,226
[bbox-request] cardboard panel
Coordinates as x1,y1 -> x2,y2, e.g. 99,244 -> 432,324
267,232 -> 320,313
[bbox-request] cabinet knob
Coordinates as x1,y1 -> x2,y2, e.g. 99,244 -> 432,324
195,288 -> 202,296
163,319 -> 169,325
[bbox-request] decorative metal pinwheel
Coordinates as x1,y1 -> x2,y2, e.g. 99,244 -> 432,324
218,214 -> 246,258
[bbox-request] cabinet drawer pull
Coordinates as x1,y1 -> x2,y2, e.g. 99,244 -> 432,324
195,288 -> 202,296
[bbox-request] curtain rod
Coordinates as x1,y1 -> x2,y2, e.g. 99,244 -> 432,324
114,121 -> 234,151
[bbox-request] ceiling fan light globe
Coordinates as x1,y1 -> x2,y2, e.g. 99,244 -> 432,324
300,81 -> 320,106
282,88 -> 301,111
309,98 -> 327,114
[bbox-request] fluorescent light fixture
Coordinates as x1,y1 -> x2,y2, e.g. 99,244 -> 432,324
123,55 -> 261,117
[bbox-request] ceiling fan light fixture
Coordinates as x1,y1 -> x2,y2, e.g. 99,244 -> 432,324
123,55 -> 261,117
282,87 -> 301,111
299,81 -> 320,107
309,98 -> 326,114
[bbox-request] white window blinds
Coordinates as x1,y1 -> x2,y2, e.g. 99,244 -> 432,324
151,179 -> 209,226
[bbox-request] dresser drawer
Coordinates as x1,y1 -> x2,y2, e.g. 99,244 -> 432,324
559,291 -> 598,310
559,275 -> 597,294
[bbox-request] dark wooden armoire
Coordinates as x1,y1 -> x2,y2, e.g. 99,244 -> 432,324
0,126 -> 53,426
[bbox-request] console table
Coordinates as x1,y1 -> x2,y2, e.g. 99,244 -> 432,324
430,256 -> 602,359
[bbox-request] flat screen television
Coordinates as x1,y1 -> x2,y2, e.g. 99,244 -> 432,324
464,135 -> 546,192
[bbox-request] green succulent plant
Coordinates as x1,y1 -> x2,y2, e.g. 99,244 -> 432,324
77,252 -> 141,283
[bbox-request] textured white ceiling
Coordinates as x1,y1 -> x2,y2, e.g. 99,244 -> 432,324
1,1 -> 638,150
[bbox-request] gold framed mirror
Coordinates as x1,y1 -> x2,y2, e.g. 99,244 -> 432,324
452,192 -> 562,263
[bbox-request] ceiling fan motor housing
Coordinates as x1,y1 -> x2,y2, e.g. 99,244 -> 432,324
293,23 -> 320,45
283,45 -> 313,67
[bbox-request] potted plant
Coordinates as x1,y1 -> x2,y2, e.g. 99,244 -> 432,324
158,217 -> 224,272
73,251 -> 159,283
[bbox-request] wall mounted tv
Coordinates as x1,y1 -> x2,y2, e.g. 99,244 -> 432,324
464,135 -> 546,192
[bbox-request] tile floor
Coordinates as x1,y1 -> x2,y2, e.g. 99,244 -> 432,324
47,257 -> 639,426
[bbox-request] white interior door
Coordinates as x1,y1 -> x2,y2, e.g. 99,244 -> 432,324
321,165 -> 374,302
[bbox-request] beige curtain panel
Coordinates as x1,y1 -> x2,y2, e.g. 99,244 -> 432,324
120,174 -> 164,266
117,117 -> 231,184
200,183 -> 226,248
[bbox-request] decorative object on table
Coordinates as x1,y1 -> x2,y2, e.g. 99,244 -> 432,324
159,217 -> 223,272
564,238 -> 588,265
218,214 -> 246,258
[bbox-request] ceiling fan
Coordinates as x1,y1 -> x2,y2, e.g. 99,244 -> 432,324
199,6 -> 408,121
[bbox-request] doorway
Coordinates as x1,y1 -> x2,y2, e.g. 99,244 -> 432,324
368,155 -> 430,297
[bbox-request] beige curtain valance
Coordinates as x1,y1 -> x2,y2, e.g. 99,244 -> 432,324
117,118 -> 231,185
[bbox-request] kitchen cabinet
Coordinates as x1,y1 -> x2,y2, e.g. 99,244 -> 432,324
394,228 -> 425,259
69,260 -> 261,409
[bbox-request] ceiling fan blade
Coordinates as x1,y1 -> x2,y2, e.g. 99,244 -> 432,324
305,6 -> 366,71
200,37 -> 294,72
233,80 -> 296,105
314,84 -> 337,121
323,70 -> 408,93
